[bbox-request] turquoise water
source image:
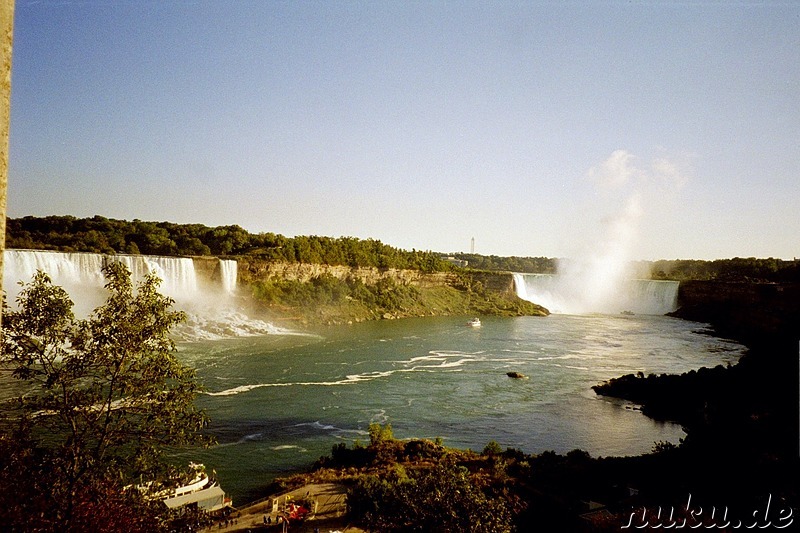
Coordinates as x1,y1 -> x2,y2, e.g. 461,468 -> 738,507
175,314 -> 744,503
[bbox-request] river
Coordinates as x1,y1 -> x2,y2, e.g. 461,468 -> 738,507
175,313 -> 743,503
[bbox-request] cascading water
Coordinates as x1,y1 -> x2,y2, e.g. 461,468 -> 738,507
109,255 -> 200,299
3,250 -> 202,308
513,272 -> 678,315
3,250 -> 282,341
219,259 -> 237,295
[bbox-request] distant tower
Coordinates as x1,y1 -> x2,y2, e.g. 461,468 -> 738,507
470,237 -> 475,254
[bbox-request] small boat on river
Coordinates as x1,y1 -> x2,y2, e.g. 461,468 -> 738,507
467,317 -> 482,327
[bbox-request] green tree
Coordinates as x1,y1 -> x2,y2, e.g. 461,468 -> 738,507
368,422 -> 394,446
0,262 -> 209,530
348,462 -> 513,532
483,440 -> 503,456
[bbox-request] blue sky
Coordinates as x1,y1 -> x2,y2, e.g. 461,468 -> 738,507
8,1 -> 799,260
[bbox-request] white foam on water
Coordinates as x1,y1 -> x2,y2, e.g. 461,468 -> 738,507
270,445 -> 308,452
294,421 -> 337,431
205,369 -> 398,396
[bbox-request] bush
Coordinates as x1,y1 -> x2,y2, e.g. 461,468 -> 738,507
483,440 -> 503,456
348,463 -> 513,532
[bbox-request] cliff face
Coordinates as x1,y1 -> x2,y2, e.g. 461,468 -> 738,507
191,256 -> 227,285
235,258 -> 517,293
226,259 -> 542,325
468,271 -> 516,294
672,280 -> 800,344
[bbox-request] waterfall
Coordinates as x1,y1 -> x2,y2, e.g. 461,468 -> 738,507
2,250 -> 280,341
513,272 -> 678,315
219,259 -> 237,294
110,255 -> 199,299
4,250 -> 108,316
3,250 -> 204,306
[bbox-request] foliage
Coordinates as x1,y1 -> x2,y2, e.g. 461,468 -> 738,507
6,215 -> 456,271
402,438 -> 446,462
483,440 -> 503,455
315,425 -> 515,531
250,274 -> 424,317
368,421 -> 394,446
648,257 -> 800,282
452,253 -> 557,274
0,433 -> 165,532
457,252 -> 800,282
319,441 -> 372,469
0,262 -> 209,530
348,462 -> 513,532
249,271 -> 547,326
651,440 -> 678,454
314,428 -> 448,472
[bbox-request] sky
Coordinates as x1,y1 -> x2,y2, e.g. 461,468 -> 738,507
7,1 -> 799,261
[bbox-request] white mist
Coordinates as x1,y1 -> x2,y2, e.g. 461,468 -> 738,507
516,150 -> 686,315
2,250 -> 285,341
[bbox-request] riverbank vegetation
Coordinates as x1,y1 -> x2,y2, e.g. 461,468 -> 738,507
249,273 -> 548,326
647,257 -> 800,282
449,253 -> 556,274
267,401 -> 797,532
267,423 -> 519,532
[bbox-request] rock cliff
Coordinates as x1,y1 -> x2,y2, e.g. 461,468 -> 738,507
235,258 -> 462,288
670,280 -> 800,344
229,259 -> 544,326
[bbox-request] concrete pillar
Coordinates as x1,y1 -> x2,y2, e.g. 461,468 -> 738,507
0,0 -> 13,328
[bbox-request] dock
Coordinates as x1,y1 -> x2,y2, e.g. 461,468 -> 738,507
203,482 -> 364,532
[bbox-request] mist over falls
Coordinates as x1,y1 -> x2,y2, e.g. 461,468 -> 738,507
2,250 -> 283,341
514,272 -> 679,315
514,151 -> 683,316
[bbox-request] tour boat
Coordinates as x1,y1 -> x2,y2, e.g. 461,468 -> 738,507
157,463 -> 232,513
467,317 -> 481,327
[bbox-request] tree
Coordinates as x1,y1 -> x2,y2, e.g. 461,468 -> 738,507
368,421 -> 394,446
1,262 -> 209,530
348,463 -> 513,532
483,440 -> 503,456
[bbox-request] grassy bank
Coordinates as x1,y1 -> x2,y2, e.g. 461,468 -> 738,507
246,272 -> 548,327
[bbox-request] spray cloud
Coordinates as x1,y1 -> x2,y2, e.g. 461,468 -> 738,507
531,149 -> 688,314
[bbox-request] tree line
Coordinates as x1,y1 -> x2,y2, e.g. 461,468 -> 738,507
647,257 -> 799,282
450,253 -> 557,274
5,215 -> 454,272
6,215 -> 798,280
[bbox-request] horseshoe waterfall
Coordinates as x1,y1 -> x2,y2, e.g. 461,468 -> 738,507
513,272 -> 679,315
